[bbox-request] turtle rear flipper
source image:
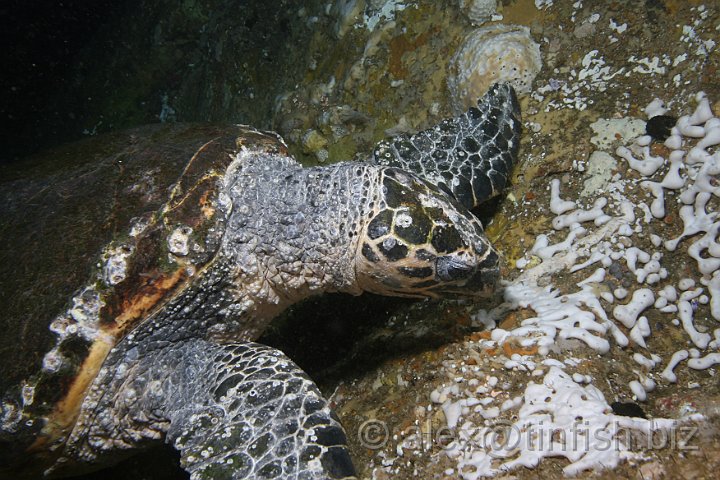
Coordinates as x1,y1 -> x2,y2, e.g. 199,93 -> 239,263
373,83 -> 521,210
165,341 -> 356,479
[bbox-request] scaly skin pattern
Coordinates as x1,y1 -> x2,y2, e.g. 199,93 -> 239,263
6,84 -> 520,479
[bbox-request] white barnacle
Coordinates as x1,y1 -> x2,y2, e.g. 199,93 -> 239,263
103,244 -> 134,286
382,237 -> 397,250
49,316 -> 73,336
115,362 -> 128,377
1,401 -> 22,432
123,387 -> 137,402
128,215 -> 151,237
42,348 -> 64,373
236,203 -> 252,216
168,226 -> 193,256
21,384 -> 35,406
395,211 -> 413,228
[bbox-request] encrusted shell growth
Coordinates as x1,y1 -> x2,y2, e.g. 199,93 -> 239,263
448,24 -> 541,113
0,123 -> 285,473
458,0 -> 497,24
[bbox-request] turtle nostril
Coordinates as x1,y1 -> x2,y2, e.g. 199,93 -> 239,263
436,255 -> 474,282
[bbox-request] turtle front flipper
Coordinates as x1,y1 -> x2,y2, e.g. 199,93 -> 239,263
56,340 -> 356,480
373,83 -> 521,210
164,341 -> 356,479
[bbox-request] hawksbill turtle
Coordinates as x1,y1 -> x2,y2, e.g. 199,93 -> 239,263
0,83 -> 520,479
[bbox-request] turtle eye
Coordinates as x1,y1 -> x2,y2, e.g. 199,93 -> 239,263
431,225 -> 464,253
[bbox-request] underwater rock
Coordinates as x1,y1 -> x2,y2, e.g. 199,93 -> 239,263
301,129 -> 329,154
329,0 -> 363,38
646,115 -> 678,141
448,24 -> 542,113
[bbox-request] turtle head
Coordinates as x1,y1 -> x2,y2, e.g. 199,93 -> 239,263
355,168 -> 500,299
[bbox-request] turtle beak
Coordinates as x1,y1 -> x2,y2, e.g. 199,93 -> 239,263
434,248 -> 500,296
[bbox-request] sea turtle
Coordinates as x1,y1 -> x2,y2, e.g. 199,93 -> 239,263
0,83 -> 520,479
